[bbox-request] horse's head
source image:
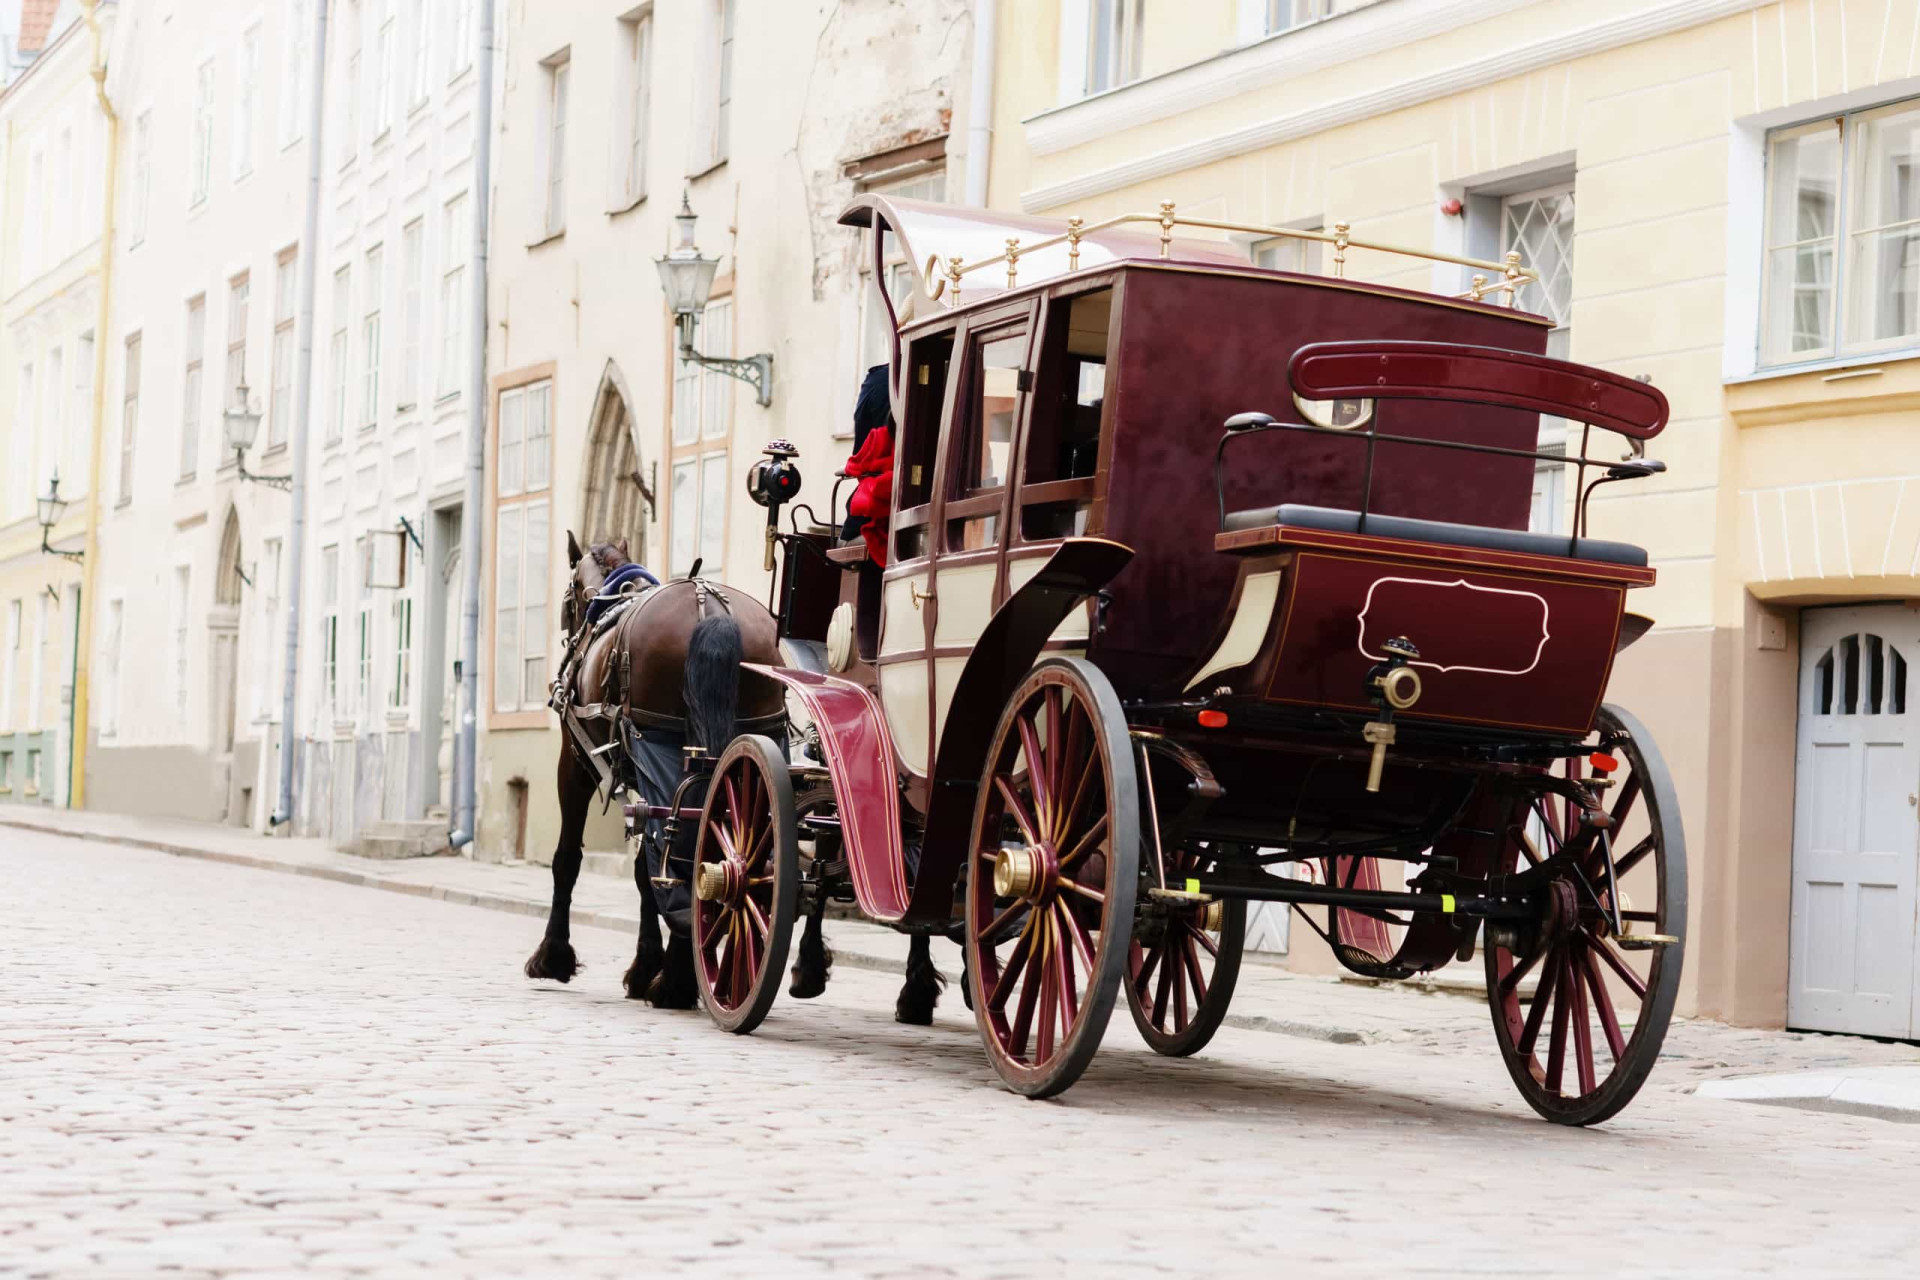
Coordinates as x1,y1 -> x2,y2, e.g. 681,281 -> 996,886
563,532 -> 632,636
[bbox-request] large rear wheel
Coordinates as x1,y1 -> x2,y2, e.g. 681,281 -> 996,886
691,735 -> 799,1035
966,659 -> 1140,1098
1486,705 -> 1686,1125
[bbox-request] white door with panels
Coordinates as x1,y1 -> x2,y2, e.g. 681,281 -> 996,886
1788,605 -> 1920,1037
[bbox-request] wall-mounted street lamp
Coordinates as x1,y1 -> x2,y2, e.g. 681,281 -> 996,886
655,192 -> 774,408
36,472 -> 85,562
223,380 -> 293,491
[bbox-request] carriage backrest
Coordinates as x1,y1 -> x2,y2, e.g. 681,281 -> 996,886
1289,340 -> 1670,440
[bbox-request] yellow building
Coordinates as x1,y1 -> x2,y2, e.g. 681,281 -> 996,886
986,0 -> 1920,1031
0,2 -> 111,811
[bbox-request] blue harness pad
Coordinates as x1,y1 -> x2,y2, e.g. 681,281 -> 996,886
584,562 -> 659,626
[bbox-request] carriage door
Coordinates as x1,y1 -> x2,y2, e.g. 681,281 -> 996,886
1788,605 -> 1920,1037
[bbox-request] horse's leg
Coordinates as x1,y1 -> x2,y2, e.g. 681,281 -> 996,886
895,932 -> 945,1026
623,837 -> 664,999
647,815 -> 698,1010
524,747 -> 594,982
789,889 -> 831,999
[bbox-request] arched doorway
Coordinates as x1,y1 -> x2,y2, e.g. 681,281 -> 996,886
579,360 -> 653,567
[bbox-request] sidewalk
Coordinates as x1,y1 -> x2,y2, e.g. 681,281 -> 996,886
8,802 -> 1920,1109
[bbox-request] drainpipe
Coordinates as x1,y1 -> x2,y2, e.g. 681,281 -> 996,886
964,0 -> 996,207
271,0 -> 330,829
449,0 -> 496,850
70,0 -> 118,809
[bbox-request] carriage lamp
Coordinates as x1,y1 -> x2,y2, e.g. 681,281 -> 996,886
746,439 -> 803,570
36,472 -> 84,562
223,381 -> 293,491
655,191 -> 775,408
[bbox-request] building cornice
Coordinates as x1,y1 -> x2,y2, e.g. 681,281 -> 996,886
1020,0 -> 1771,213
1026,0 -> 1540,158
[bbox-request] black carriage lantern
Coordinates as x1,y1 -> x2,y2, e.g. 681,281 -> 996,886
224,380 -> 293,491
36,472 -> 83,562
654,191 -> 774,408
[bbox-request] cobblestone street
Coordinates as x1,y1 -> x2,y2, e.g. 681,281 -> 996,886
6,828 -> 1920,1278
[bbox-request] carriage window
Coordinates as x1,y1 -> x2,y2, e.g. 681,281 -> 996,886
892,331 -> 953,563
1020,288 -> 1112,540
945,326 -> 1027,552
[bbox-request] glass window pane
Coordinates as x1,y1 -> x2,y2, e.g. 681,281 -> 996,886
1764,123 -> 1840,362
494,506 -> 521,710
673,360 -> 699,445
702,301 -> 732,439
670,460 -> 697,575
1848,103 -> 1920,348
498,387 -> 524,495
960,333 -> 1023,495
525,382 -> 551,489
700,453 -> 727,572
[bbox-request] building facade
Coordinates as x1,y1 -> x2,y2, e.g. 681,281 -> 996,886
0,1 -> 108,813
986,0 -> 1920,1029
479,0 -> 974,863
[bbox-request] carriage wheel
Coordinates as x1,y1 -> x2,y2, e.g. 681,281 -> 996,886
966,659 -> 1140,1098
1486,704 -> 1687,1125
691,735 -> 799,1035
1126,847 -> 1246,1056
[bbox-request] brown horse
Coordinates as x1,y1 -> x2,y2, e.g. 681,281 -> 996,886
523,533 -> 785,1006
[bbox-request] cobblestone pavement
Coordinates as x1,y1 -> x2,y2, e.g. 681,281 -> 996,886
6,829 -> 1920,1278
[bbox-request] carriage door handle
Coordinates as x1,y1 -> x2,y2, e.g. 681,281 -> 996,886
910,582 -> 935,610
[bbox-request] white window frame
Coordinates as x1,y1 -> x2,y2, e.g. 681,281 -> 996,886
320,545 -> 341,716
617,7 -> 653,208
493,379 -> 554,714
400,219 -> 424,410
181,296 -> 206,480
254,538 -> 283,719
330,264 -> 352,441
1084,0 -> 1145,97
119,334 -> 140,504
362,244 -> 384,429
269,247 -> 298,449
541,53 -> 571,237
234,23 -> 261,180
280,0 -> 312,148
690,0 -> 732,174
409,0 -> 432,109
446,0 -> 474,82
191,59 -> 215,207
226,273 -> 251,426
130,111 -> 151,248
373,0 -> 396,139
438,194 -> 468,399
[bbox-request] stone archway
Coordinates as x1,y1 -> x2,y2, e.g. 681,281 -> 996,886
578,360 -> 653,568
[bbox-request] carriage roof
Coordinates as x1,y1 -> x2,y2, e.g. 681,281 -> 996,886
835,194 -> 1556,338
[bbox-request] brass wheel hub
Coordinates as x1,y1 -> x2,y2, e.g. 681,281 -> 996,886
694,859 -> 736,904
993,844 -> 1060,901
1201,899 -> 1225,933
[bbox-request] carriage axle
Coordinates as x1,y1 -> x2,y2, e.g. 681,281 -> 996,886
1147,879 -> 1533,921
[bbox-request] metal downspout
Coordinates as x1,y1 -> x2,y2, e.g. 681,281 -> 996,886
449,0 -> 496,849
70,0 -> 118,809
271,0 -> 331,828
965,0 -> 997,207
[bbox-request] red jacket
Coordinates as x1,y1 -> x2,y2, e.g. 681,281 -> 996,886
844,425 -> 894,566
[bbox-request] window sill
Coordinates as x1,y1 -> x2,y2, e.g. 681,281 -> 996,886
435,390 -> 462,407
1727,347 -> 1920,386
176,473 -> 197,487
1726,347 -> 1920,428
114,497 -> 131,510
686,157 -> 728,182
526,228 -> 566,250
261,441 -> 288,460
607,192 -> 647,218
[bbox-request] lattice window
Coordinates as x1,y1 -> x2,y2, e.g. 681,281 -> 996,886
1813,633 -> 1909,716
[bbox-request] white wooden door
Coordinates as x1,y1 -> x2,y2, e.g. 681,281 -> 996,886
1788,605 -> 1920,1037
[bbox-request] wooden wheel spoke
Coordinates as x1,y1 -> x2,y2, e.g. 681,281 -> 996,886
1192,926 -> 1220,957
1517,947 -> 1561,1057
1057,814 -> 1109,871
1581,944 -> 1628,1061
980,901 -> 1028,946
713,822 -> 738,861
699,904 -> 726,953
1591,934 -> 1649,1000
1568,946 -> 1597,1096
1608,772 -> 1642,830
1058,900 -> 1097,972
1043,687 -> 1066,812
744,895 -> 770,943
1056,878 -> 1105,905
1054,910 -> 1079,1035
990,916 -> 1040,1013
994,775 -> 1043,849
1134,940 -> 1164,999
1053,710 -> 1090,846
1151,940 -> 1174,1030
1544,951 -> 1573,1096
1181,932 -> 1209,1008
1016,713 -> 1054,837
1171,941 -> 1190,1030
1498,942 -> 1546,996
1055,740 -> 1097,851
1035,917 -> 1059,1063
742,822 -> 774,874
722,774 -> 743,829
1612,835 -> 1656,880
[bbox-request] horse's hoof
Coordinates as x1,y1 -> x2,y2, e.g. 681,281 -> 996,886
894,986 -> 938,1026
646,973 -> 698,1011
524,938 -> 580,983
623,956 -> 659,1000
788,966 -> 828,1000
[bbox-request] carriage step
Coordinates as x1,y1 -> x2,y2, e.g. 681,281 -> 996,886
1614,932 -> 1679,951
1332,943 -> 1415,981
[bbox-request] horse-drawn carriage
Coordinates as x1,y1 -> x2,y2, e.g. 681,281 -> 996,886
553,197 -> 1684,1126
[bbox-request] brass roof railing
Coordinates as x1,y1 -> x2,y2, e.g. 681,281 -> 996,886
923,200 -> 1540,309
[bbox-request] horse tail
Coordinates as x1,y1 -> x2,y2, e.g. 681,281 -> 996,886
683,615 -> 742,753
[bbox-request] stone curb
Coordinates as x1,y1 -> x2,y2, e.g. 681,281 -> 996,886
2,813 -> 1376,1046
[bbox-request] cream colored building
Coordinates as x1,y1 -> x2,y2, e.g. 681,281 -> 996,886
0,0 -> 109,812
478,0 -> 973,862
985,0 -> 1920,1030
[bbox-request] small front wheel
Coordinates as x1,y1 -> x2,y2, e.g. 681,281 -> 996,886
691,735 -> 799,1035
966,658 -> 1140,1098
1127,847 -> 1246,1056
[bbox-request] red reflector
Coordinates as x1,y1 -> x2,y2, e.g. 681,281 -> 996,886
1197,710 -> 1229,729
1589,752 -> 1619,772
